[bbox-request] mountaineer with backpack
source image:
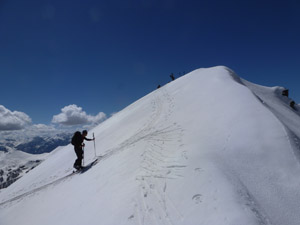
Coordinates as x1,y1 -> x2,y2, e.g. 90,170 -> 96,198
71,130 -> 95,170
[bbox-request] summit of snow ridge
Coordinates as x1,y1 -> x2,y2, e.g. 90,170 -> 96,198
1,66 -> 300,225
185,66 -> 244,85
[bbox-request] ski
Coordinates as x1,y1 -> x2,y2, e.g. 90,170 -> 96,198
72,157 -> 101,174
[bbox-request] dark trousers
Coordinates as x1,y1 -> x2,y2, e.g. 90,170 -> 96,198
74,146 -> 83,167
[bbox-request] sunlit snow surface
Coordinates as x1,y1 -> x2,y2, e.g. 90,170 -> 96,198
1,66 -> 300,225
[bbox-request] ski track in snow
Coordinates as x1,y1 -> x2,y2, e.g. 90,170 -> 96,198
0,171 -> 74,207
0,87 -> 187,225
130,88 -> 186,225
0,158 -> 102,207
3,67 -> 300,225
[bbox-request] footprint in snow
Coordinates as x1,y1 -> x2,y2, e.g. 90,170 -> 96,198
128,214 -> 134,220
192,194 -> 202,204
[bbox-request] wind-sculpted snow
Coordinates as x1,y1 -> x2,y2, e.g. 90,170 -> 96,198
1,66 -> 300,225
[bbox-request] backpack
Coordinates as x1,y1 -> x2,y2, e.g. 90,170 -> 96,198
71,131 -> 82,146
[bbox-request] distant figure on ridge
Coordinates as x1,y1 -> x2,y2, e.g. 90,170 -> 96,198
290,101 -> 296,109
170,73 -> 175,81
71,130 -> 95,170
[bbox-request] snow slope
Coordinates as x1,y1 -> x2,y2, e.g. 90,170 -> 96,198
1,66 -> 300,225
0,150 -> 48,189
0,132 -> 71,189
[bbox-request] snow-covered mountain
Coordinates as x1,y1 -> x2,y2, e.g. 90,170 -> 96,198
1,66 -> 300,225
0,150 -> 48,189
0,131 -> 72,189
0,131 -> 72,154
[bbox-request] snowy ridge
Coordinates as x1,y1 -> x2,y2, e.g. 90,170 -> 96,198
0,150 -> 48,189
1,66 -> 300,225
0,131 -> 71,189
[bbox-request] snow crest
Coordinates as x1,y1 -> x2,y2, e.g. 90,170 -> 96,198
1,66 -> 300,225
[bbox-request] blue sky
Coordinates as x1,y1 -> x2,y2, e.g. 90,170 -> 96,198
0,0 -> 299,129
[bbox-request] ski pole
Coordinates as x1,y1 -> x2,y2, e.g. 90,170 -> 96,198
82,146 -> 84,167
93,132 -> 96,158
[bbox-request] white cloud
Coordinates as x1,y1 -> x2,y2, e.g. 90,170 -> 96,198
0,123 -> 72,142
52,104 -> 106,126
0,105 -> 32,131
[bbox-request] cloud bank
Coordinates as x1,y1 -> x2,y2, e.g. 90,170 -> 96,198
0,105 -> 32,131
52,104 -> 106,126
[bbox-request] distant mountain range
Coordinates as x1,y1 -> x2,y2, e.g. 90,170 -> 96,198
16,133 -> 71,154
0,132 -> 72,154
